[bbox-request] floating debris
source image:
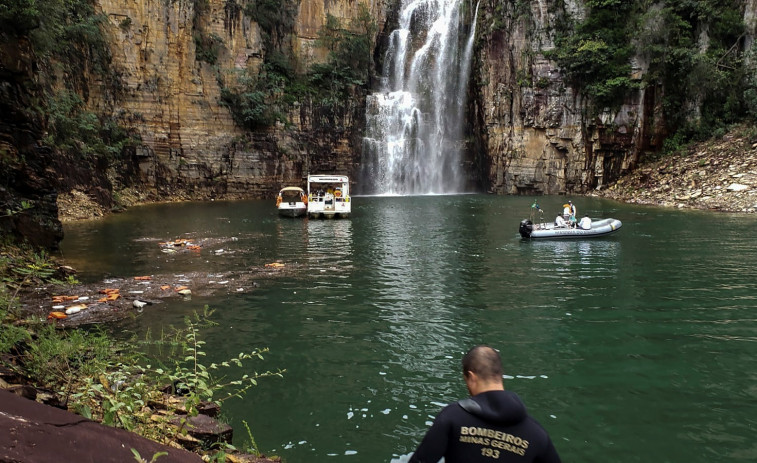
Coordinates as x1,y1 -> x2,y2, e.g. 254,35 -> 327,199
65,304 -> 87,315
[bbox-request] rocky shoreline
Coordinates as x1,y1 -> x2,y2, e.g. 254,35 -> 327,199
57,130 -> 757,224
593,126 -> 757,213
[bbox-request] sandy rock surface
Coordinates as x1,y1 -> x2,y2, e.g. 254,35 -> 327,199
594,127 -> 757,213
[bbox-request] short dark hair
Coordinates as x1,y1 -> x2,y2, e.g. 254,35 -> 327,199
462,345 -> 504,381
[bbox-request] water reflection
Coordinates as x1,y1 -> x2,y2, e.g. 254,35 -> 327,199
58,197 -> 757,463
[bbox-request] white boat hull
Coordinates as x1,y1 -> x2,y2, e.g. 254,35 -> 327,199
278,203 -> 307,218
519,218 -> 622,239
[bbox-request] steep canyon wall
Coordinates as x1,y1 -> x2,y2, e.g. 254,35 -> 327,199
2,0 -> 755,248
90,0 -> 388,199
472,0 -> 649,196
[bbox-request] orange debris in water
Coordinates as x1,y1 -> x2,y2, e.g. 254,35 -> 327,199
160,285 -> 171,290
174,286 -> 189,292
97,288 -> 120,302
265,262 -> 285,268
52,295 -> 79,303
134,276 -> 152,281
187,245 -> 202,251
47,311 -> 67,320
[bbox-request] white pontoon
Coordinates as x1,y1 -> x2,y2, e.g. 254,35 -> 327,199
307,175 -> 351,219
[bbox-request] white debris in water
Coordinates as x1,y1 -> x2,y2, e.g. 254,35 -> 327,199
379,371 -> 387,375
550,415 -> 557,419
345,450 -> 358,455
402,415 -> 408,420
390,453 -> 413,463
409,404 -> 417,409
347,411 -> 354,419
381,409 -> 391,415
541,375 -> 549,379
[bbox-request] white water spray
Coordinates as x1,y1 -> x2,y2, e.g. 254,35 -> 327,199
361,0 -> 480,195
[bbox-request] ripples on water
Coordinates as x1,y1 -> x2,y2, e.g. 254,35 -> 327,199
60,197 -> 757,462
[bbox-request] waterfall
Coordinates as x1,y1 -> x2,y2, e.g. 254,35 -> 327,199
361,0 -> 480,195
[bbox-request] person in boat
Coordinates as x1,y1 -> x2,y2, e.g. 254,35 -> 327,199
562,201 -> 577,227
408,345 -> 562,463
563,201 -> 576,220
578,215 -> 592,230
555,213 -> 567,228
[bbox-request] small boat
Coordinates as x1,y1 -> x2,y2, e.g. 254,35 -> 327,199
307,175 -> 351,219
519,217 -> 622,239
276,187 -> 307,218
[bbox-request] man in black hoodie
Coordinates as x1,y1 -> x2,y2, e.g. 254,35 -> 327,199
409,345 -> 562,463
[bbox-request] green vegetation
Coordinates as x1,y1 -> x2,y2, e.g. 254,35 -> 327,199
310,5 -> 376,95
194,31 -> 224,65
0,0 -> 110,75
1,0 -> 137,163
242,0 -> 298,52
45,90 -> 137,161
546,0 -> 639,108
220,2 -> 376,130
1,244 -> 283,456
545,0 -> 755,150
220,52 -> 298,130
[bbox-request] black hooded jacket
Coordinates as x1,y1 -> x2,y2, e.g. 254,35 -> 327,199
409,390 -> 561,463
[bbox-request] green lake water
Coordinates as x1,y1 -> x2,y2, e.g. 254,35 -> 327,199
60,195 -> 757,462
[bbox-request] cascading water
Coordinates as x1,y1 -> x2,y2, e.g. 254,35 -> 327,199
361,0 -> 479,195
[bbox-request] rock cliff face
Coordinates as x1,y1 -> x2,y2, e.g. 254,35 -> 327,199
471,0 -> 654,196
89,0 -> 387,200
0,37 -> 63,248
1,0 -> 756,248
472,0 -> 755,196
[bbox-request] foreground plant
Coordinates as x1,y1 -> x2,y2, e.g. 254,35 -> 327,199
68,306 -> 284,447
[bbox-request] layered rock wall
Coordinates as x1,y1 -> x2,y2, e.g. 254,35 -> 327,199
472,0 -> 648,196
90,0 -> 386,199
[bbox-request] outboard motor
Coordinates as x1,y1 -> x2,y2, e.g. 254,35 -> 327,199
519,219 -> 533,238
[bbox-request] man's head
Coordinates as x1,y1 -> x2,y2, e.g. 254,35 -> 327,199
462,345 -> 505,395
